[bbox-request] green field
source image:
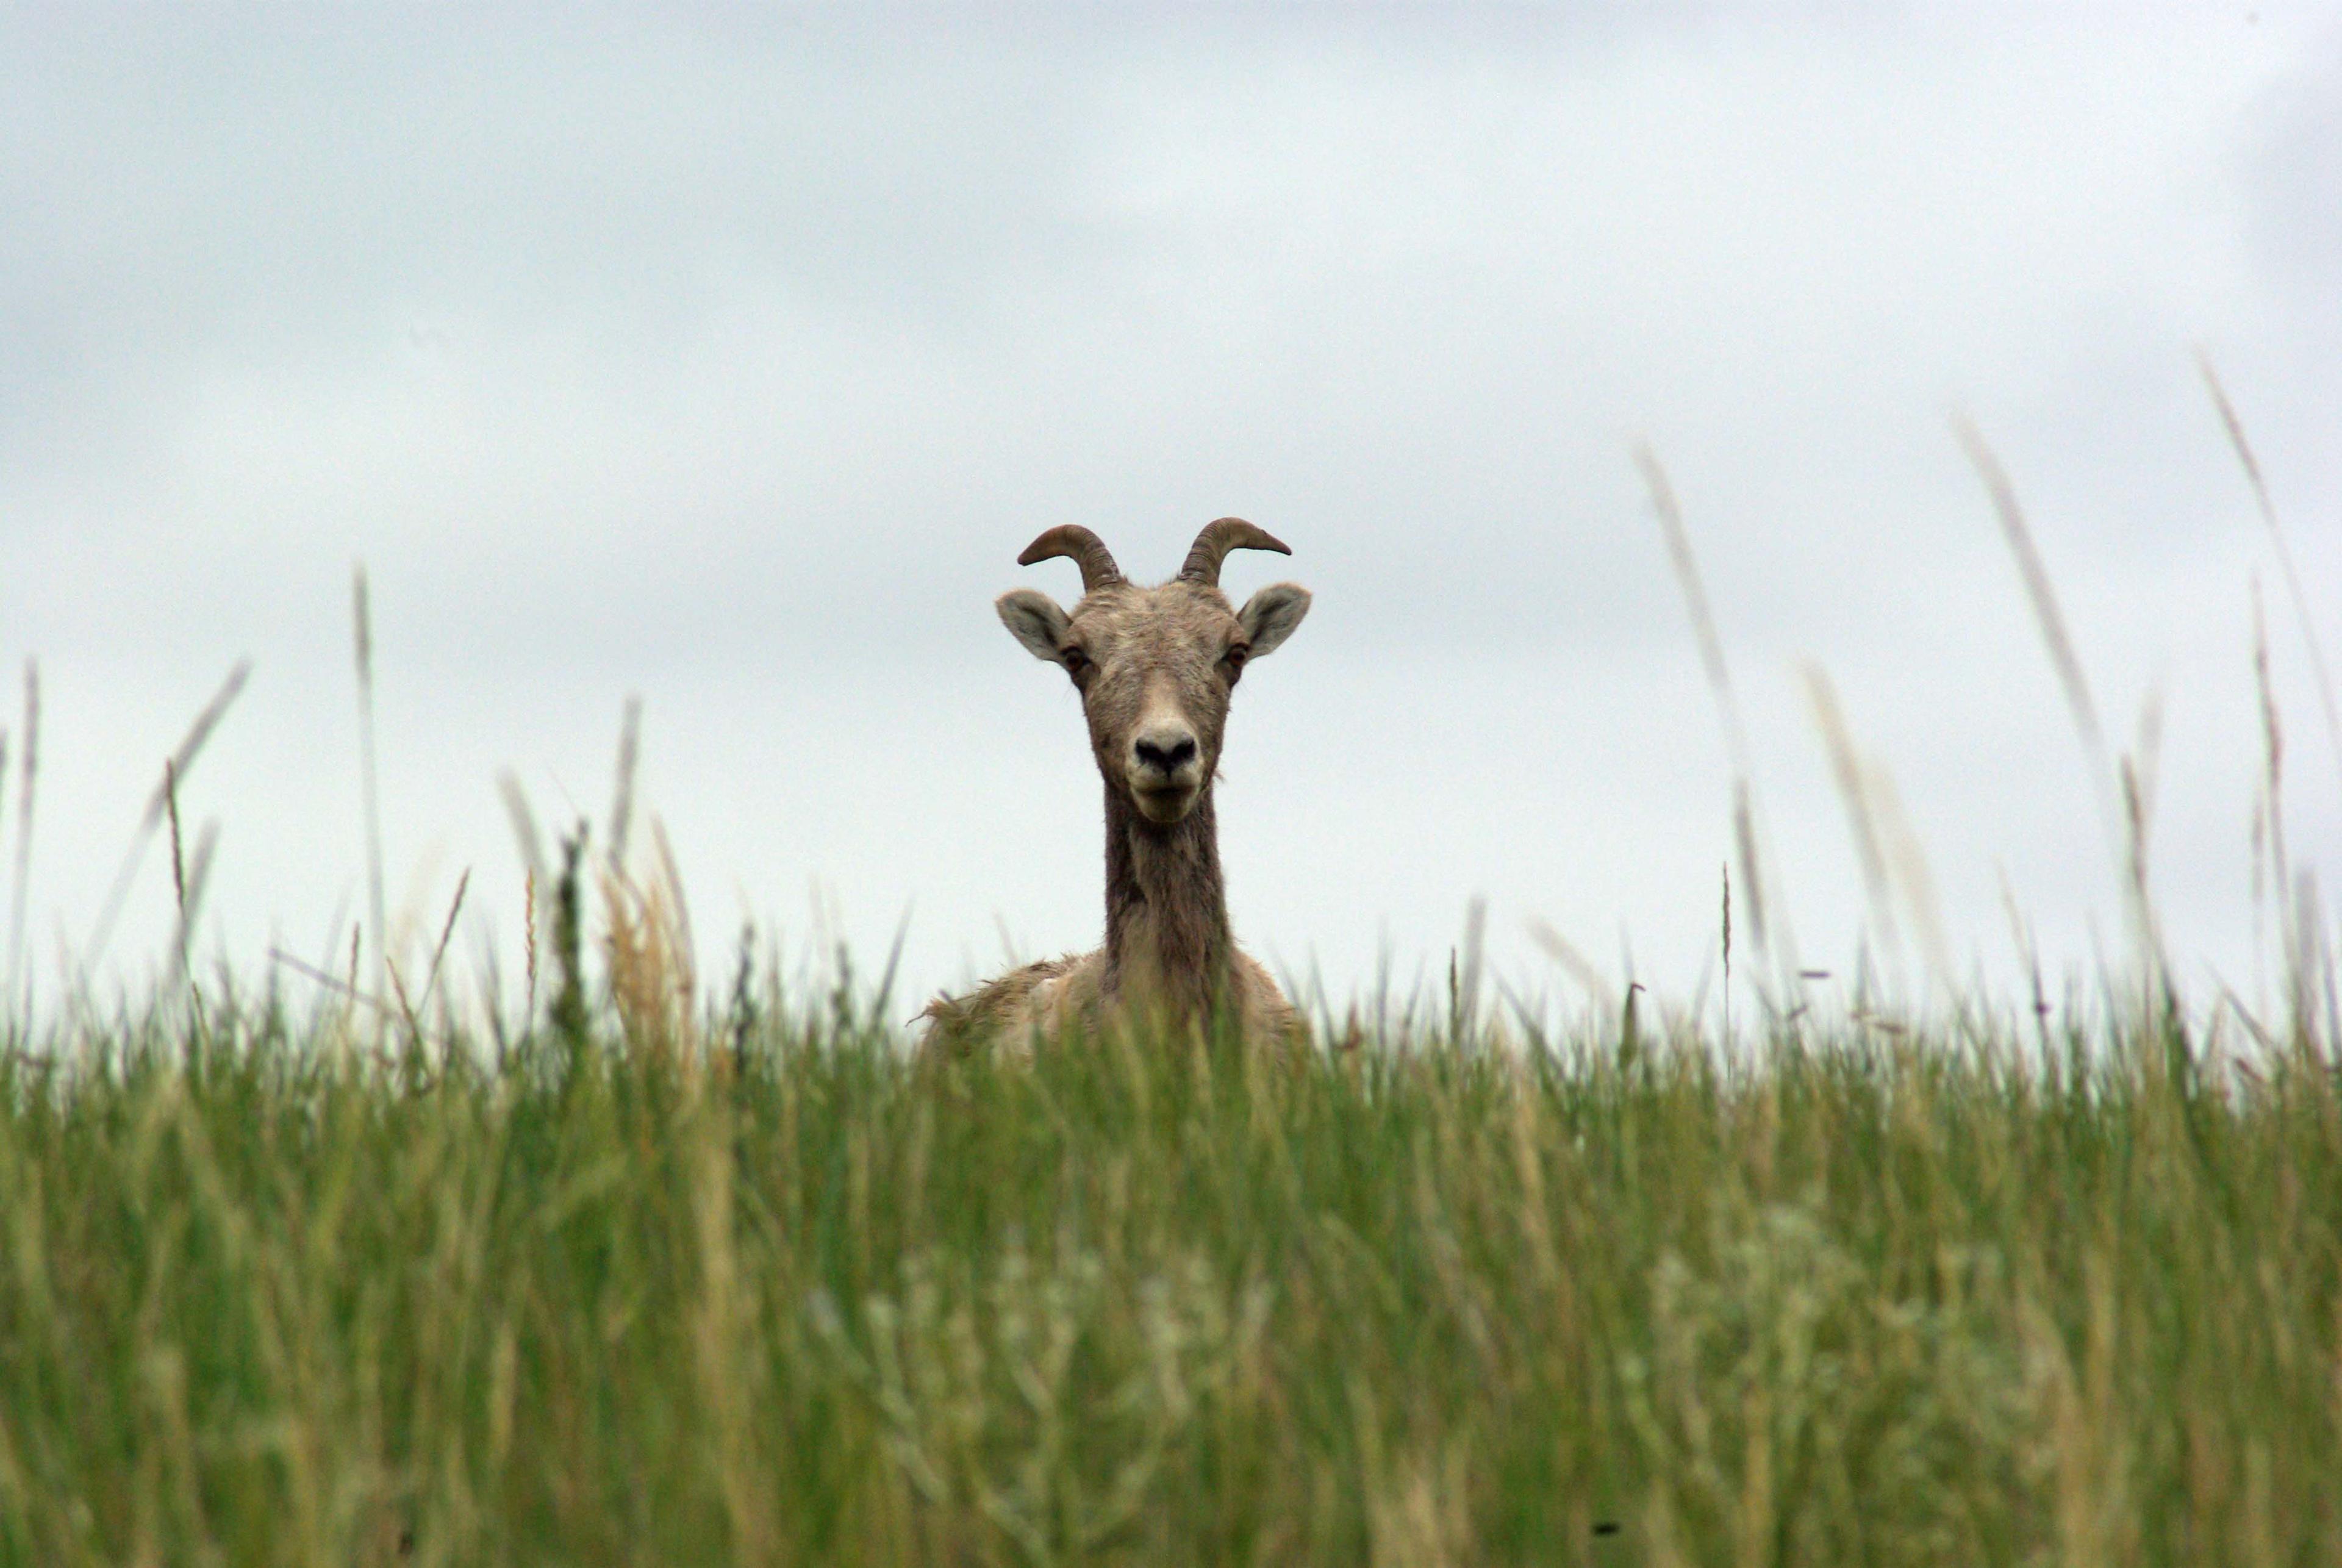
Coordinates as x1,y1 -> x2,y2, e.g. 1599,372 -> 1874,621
2,974 -> 2337,1567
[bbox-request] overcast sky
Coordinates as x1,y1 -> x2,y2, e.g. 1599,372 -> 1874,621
4,5 -> 2339,1029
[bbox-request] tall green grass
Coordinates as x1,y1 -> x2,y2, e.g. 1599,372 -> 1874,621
2,989 -> 2336,1566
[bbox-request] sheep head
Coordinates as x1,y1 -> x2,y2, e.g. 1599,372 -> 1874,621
996,519 -> 1311,825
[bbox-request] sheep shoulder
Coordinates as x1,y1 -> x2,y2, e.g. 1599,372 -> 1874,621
918,951 -> 1101,1055
1232,949 -> 1304,1048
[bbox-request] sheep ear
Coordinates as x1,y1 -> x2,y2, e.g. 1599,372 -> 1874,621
1237,583 -> 1311,658
996,589 -> 1073,665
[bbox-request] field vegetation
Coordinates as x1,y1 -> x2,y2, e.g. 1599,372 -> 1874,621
1,928 -> 2337,1565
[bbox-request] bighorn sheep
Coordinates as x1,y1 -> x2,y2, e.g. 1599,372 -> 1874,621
922,518 -> 1312,1050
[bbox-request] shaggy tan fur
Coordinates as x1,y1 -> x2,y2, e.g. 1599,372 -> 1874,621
920,947 -> 1297,1050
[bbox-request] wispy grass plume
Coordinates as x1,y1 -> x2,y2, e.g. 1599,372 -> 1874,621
1952,416 -> 2107,775
2197,351 -> 2342,799
1799,663 -> 1958,992
1952,416 -> 2172,985
607,693 -> 642,876
1800,663 -> 1900,964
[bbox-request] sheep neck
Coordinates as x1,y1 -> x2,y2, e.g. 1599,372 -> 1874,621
1101,782 -> 1233,1022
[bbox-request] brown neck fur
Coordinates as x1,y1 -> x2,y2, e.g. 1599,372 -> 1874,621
1100,781 -> 1233,1022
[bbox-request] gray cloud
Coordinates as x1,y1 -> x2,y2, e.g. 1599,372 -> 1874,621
2,7 -> 2336,1018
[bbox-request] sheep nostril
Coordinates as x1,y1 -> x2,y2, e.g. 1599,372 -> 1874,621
1134,734 -> 1198,776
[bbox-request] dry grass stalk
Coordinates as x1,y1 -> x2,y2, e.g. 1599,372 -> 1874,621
420,868 -> 470,1025
1799,662 -> 1957,993
523,868 -> 539,1030
1730,784 -> 1769,976
1800,664 -> 1899,961
2290,870 -> 2336,1056
601,860 -> 699,1067
607,695 -> 642,876
342,925 -> 363,1040
1452,896 -> 1486,1045
160,762 -> 218,987
499,771 -> 550,1026
1952,416 -> 2107,770
1635,442 -> 1797,984
1955,417 -> 2175,978
2118,756 -> 2167,984
165,760 -> 186,925
1636,446 -> 1746,751
267,947 -> 390,1018
8,658 -> 36,1013
1527,918 -> 1617,1016
2252,579 -> 2293,1022
1866,764 -> 1952,987
2116,680 -> 2172,985
353,565 -> 387,1009
593,694 -> 699,1064
384,954 -> 424,1056
2197,351 -> 2342,797
650,815 -> 695,988
83,659 -> 251,973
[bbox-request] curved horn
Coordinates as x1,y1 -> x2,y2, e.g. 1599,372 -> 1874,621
1178,517 -> 1291,585
1017,526 -> 1123,595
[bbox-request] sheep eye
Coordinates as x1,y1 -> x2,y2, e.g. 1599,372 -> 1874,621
1221,644 -> 1250,676
1059,646 -> 1090,675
